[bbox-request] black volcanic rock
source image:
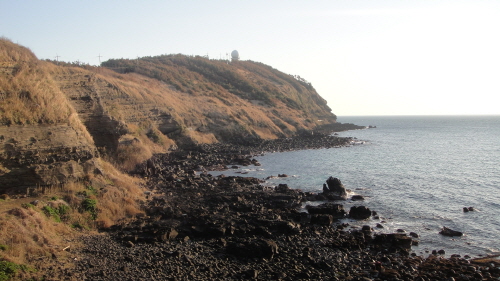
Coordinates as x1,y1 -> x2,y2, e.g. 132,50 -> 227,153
227,239 -> 279,260
349,205 -> 372,220
440,226 -> 463,237
306,203 -> 346,219
322,176 -> 348,200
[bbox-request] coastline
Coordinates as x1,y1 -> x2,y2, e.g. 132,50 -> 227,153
68,133 -> 500,280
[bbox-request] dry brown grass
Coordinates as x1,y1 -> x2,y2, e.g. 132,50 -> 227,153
0,205 -> 74,265
96,160 -> 145,224
0,38 -> 81,129
0,37 -> 37,63
115,136 -> 153,171
0,159 -> 144,270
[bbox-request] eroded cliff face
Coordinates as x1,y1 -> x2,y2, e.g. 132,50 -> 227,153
0,124 -> 100,192
50,68 -> 179,152
0,39 -> 102,192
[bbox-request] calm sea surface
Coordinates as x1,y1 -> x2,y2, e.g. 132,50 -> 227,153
210,115 -> 500,257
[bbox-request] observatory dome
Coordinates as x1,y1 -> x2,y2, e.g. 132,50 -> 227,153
231,50 -> 239,60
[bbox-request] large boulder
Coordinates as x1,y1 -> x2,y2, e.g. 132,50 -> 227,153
349,206 -> 372,220
373,233 -> 413,249
322,176 -> 348,200
439,227 -> 463,237
306,203 -> 346,219
227,239 -> 278,260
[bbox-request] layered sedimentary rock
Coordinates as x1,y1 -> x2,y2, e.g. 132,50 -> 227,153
0,124 -> 100,193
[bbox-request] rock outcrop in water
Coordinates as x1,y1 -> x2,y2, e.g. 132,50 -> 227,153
440,226 -> 464,237
322,176 -> 348,200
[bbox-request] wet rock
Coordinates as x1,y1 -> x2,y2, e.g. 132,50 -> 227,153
349,206 -> 372,220
306,203 -> 346,219
310,214 -> 334,225
373,233 -> 412,249
409,232 -> 419,238
439,227 -> 463,237
351,195 -> 365,201
362,225 -> 372,232
322,176 -> 348,200
275,184 -> 290,192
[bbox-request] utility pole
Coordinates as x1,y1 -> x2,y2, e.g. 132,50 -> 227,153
97,54 -> 103,65
55,54 -> 60,64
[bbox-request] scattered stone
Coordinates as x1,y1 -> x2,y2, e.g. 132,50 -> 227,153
463,207 -> 474,212
227,239 -> 278,260
409,232 -> 419,238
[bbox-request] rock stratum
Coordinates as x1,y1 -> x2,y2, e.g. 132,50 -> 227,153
0,39 -> 360,192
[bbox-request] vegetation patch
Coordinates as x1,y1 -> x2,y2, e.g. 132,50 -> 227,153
81,198 -> 98,220
42,204 -> 70,223
0,260 -> 32,281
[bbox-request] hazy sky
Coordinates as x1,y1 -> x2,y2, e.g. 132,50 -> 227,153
2,1 -> 499,116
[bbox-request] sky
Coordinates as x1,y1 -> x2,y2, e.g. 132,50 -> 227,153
1,1 -> 500,116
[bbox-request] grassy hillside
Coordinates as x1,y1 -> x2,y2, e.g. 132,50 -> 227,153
101,54 -> 336,126
0,38 -> 75,126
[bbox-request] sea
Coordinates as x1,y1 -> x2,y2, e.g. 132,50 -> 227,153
209,115 -> 500,258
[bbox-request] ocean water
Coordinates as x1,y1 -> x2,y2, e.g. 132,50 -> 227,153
210,115 -> 500,257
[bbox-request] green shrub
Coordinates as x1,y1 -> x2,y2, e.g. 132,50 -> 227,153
21,203 -> 35,209
42,204 -> 71,222
0,245 -> 7,251
77,185 -> 98,197
0,261 -> 34,281
0,261 -> 20,281
58,204 -> 71,221
42,206 -> 61,222
81,199 -> 98,220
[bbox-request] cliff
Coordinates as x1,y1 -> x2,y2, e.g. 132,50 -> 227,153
0,39 -> 100,192
0,39 -> 339,191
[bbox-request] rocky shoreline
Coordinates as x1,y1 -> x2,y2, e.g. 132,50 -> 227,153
68,133 -> 500,281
